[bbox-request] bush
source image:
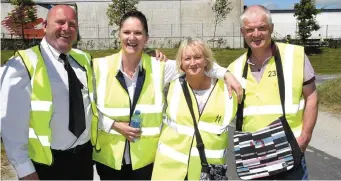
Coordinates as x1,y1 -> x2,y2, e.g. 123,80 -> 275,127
1,39 -> 41,50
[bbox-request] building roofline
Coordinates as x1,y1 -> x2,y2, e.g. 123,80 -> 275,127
270,9 -> 341,13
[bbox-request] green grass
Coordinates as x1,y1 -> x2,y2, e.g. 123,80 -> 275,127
317,77 -> 341,113
1,47 -> 341,74
308,48 -> 341,74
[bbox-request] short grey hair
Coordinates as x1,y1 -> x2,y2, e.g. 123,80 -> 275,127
240,5 -> 273,27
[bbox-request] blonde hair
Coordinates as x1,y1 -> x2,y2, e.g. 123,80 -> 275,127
175,38 -> 216,73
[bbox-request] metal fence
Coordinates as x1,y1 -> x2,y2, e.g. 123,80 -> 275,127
2,23 -> 341,50
75,23 -> 245,49
272,24 -> 341,40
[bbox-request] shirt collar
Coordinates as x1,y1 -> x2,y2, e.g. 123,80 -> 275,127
41,38 -> 70,62
118,54 -> 143,72
247,55 -> 273,67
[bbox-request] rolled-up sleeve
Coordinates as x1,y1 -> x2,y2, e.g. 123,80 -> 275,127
303,54 -> 316,85
0,57 -> 35,178
205,62 -> 228,80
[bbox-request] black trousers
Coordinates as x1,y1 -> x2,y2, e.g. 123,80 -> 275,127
33,141 -> 93,180
95,161 -> 154,180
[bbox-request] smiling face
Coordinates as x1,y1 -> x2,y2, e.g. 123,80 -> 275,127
181,45 -> 208,77
43,5 -> 77,53
241,12 -> 273,52
119,17 -> 148,55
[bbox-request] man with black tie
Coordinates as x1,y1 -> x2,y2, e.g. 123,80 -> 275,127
0,5 -> 98,180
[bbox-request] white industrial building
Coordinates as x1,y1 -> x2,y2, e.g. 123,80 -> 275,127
2,0 -> 340,49
270,9 -> 341,40
1,0 -> 245,49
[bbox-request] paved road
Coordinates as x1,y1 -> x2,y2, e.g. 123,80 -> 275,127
315,74 -> 339,85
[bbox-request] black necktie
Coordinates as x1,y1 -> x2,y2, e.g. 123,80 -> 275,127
60,53 -> 86,138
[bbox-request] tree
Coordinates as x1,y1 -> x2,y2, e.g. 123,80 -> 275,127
106,0 -> 139,36
294,0 -> 320,45
7,0 -> 37,40
210,0 -> 232,47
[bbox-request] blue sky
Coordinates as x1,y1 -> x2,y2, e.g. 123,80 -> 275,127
244,0 -> 341,9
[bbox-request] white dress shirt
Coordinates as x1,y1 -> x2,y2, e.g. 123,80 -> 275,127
98,56 -> 227,165
0,38 -> 93,178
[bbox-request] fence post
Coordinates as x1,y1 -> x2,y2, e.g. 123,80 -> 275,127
171,24 -> 173,37
240,27 -> 242,48
232,22 -> 234,48
326,25 -> 328,39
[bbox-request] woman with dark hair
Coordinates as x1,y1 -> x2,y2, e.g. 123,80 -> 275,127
92,11 -> 241,180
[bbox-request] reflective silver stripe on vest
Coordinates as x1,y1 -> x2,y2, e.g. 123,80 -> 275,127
150,57 -> 163,107
96,57 -> 109,113
163,117 -> 194,136
109,127 -> 161,136
243,99 -> 305,116
28,128 -> 50,147
190,147 -> 226,158
31,101 -> 52,111
284,45 -> 295,107
164,116 -> 230,136
168,79 -> 182,122
158,142 -> 189,164
99,105 -> 163,117
158,142 -> 226,164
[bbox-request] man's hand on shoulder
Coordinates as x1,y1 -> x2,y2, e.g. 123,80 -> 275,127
145,48 -> 168,62
224,72 -> 242,103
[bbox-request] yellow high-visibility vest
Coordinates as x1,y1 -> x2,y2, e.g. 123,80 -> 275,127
151,78 -> 237,180
228,42 -> 305,136
92,51 -> 165,170
17,46 -> 99,165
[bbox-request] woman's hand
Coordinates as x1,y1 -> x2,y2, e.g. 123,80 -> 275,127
111,121 -> 141,142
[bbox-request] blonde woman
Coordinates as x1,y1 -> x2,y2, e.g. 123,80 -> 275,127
152,38 -> 238,180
